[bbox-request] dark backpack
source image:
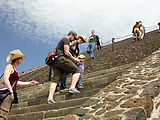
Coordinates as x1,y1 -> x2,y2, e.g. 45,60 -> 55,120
96,35 -> 100,45
45,49 -> 64,67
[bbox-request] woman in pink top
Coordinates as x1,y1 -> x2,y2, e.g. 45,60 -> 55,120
0,49 -> 39,120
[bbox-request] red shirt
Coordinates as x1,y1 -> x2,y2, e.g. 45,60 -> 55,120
9,70 -> 19,91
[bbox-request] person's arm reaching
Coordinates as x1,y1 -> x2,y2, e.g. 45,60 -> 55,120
64,45 -> 80,63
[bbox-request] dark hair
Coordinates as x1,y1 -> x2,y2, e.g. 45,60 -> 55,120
11,57 -> 22,63
79,37 -> 85,42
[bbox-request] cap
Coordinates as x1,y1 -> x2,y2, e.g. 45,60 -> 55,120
68,31 -> 78,40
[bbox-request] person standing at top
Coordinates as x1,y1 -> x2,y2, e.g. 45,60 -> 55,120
0,49 -> 39,120
132,22 -> 140,33
132,22 -> 141,42
133,28 -> 141,42
47,31 -> 81,103
87,30 -> 100,59
139,21 -> 145,40
158,22 -> 160,33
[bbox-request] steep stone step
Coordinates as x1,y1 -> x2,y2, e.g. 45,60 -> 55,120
9,106 -> 80,120
17,73 -> 111,101
17,62 -> 134,91
82,62 -> 135,79
9,63 -> 135,120
43,116 -> 65,120
13,71 -> 118,109
19,65 -> 49,82
12,87 -> 101,109
10,97 -> 89,116
16,63 -> 130,101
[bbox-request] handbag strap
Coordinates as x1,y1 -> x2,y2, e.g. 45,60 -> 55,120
0,73 -> 4,79
11,80 -> 17,89
0,73 -> 17,89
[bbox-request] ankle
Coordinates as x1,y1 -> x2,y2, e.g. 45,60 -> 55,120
69,86 -> 75,89
48,97 -> 53,101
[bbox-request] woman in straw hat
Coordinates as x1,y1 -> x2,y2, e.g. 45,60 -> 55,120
0,49 -> 39,120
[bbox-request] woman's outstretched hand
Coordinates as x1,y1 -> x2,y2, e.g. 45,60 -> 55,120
30,81 -> 39,86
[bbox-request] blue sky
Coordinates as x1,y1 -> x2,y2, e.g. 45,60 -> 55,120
0,0 -> 160,75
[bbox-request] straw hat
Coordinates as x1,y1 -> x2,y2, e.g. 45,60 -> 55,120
6,49 -> 26,62
77,35 -> 87,43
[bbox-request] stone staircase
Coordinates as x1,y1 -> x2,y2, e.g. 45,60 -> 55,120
8,62 -> 135,120
8,30 -> 160,119
18,65 -> 50,84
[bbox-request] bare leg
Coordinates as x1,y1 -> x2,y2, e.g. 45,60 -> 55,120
48,82 -> 57,99
70,73 -> 80,88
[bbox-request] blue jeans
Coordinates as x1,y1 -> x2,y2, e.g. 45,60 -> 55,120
87,42 -> 96,59
77,74 -> 82,86
60,72 -> 68,90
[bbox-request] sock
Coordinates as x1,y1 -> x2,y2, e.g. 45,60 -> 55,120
48,97 -> 53,101
69,86 -> 75,89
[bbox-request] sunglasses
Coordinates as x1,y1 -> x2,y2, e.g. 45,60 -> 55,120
80,38 -> 85,43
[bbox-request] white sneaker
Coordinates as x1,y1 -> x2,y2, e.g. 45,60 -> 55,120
47,98 -> 56,104
69,88 -> 80,94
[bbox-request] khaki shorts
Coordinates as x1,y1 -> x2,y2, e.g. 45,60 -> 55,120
0,95 -> 13,120
52,56 -> 80,84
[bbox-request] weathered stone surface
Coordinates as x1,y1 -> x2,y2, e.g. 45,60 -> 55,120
124,108 -> 147,120
104,110 -> 124,118
80,114 -> 95,120
105,101 -> 120,111
143,97 -> 154,118
95,108 -> 106,115
92,103 -> 104,110
150,63 -> 160,68
141,76 -> 157,81
71,108 -> 88,116
105,116 -> 122,120
64,115 -> 77,120
140,82 -> 160,98
113,88 -> 126,94
129,81 -> 147,86
130,75 -> 145,80
156,102 -> 160,109
120,94 -> 134,101
82,98 -> 100,107
124,87 -> 138,94
120,98 -> 151,108
103,95 -> 123,102
93,85 -> 116,97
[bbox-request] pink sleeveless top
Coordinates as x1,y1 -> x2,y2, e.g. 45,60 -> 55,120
9,70 -> 19,91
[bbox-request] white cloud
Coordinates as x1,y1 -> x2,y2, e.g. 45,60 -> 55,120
0,0 -> 160,45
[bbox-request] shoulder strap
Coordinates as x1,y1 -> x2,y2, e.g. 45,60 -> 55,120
0,73 -> 4,79
11,81 -> 17,89
0,73 -> 16,89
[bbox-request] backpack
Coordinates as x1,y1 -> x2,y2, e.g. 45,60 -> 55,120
45,49 -> 64,67
96,35 -> 100,45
